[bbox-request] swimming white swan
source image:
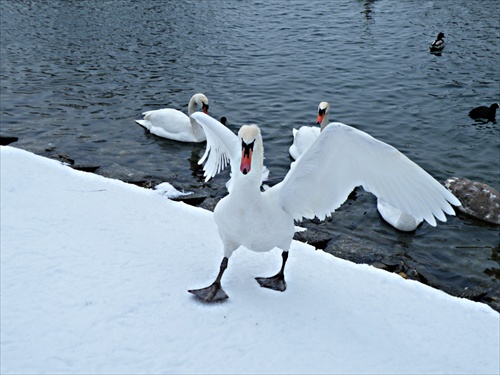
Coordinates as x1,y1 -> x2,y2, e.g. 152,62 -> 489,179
135,93 -> 209,142
288,101 -> 330,160
289,102 -> 423,231
188,113 -> 460,302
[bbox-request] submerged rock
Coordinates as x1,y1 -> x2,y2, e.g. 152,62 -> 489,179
71,164 -> 100,173
445,177 -> 500,225
0,136 -> 19,146
56,153 -> 75,165
171,194 -> 206,207
293,229 -> 332,250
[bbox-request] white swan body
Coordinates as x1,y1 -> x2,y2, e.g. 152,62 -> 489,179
289,127 -> 320,160
289,102 -> 422,231
289,101 -> 329,160
188,112 -> 460,302
214,128 -> 294,254
377,200 -> 422,231
135,93 -> 209,142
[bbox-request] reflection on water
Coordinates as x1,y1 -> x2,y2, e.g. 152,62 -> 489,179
1,0 -> 499,309
361,0 -> 376,20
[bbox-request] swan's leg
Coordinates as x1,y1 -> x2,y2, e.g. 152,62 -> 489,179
188,257 -> 229,302
255,251 -> 288,292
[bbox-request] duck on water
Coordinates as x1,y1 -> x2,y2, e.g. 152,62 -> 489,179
468,103 -> 499,124
429,32 -> 445,52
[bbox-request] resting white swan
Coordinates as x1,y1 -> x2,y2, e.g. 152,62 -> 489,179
289,102 -> 423,232
135,93 -> 209,142
188,113 -> 460,302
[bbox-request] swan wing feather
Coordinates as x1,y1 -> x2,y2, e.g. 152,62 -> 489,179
271,122 -> 460,225
191,112 -> 240,182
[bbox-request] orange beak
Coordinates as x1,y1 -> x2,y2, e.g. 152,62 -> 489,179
316,113 -> 324,125
240,148 -> 252,175
202,104 -> 209,114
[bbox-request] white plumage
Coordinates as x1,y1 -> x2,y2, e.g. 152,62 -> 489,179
289,102 -> 423,231
188,112 -> 460,302
135,93 -> 209,142
289,101 -> 329,160
289,126 -> 320,160
377,200 -> 423,232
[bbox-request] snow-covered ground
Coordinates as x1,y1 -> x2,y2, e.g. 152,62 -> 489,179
1,146 -> 499,375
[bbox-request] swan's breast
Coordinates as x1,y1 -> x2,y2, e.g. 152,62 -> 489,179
214,193 -> 294,252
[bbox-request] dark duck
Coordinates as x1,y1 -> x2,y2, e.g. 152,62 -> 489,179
429,32 -> 445,52
468,103 -> 499,123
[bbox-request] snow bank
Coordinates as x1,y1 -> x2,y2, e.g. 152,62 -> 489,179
1,146 -> 498,374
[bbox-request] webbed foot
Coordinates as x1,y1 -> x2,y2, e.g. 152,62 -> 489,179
255,274 -> 286,292
188,282 -> 228,302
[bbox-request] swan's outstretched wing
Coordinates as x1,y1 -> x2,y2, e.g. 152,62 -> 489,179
191,112 -> 240,182
270,122 -> 460,225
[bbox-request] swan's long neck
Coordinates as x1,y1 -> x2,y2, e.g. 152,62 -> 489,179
187,96 -> 198,117
232,168 -> 262,197
317,102 -> 331,131
189,116 -> 205,141
188,96 -> 205,141
320,111 -> 330,131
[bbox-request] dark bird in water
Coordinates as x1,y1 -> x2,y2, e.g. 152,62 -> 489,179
468,103 -> 499,123
429,32 -> 445,52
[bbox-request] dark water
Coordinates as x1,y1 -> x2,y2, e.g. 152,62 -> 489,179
1,0 -> 499,310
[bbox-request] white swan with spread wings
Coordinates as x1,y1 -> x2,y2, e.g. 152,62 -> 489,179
289,101 -> 330,160
188,113 -> 460,302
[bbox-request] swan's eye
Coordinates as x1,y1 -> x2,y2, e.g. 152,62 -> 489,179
241,140 -> 255,157
318,108 -> 326,116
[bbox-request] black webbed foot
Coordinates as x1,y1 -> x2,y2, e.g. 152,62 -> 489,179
188,282 -> 228,302
189,257 -> 229,302
255,273 -> 286,292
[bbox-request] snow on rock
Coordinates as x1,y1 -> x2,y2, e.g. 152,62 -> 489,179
155,182 -> 194,198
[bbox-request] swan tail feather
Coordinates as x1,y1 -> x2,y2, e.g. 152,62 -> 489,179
135,119 -> 152,131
